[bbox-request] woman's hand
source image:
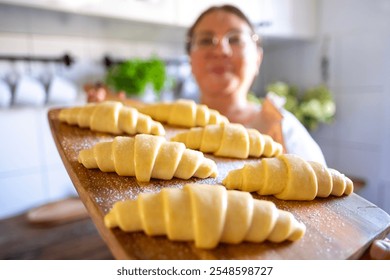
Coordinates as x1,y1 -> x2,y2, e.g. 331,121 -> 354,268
370,238 -> 390,260
84,84 -> 107,103
84,83 -> 127,103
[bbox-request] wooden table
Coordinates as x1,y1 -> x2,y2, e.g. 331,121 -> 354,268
48,108 -> 390,260
0,212 -> 113,260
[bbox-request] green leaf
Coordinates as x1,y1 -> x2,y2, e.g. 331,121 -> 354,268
265,81 -> 336,131
105,56 -> 166,98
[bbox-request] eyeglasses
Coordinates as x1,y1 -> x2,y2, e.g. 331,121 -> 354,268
189,31 -> 259,54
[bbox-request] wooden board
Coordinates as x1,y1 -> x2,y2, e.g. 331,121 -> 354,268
48,108 -> 390,260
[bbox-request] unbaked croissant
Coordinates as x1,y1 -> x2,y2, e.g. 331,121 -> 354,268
138,99 -> 229,128
78,135 -> 217,182
171,123 -> 283,159
104,183 -> 306,249
222,154 -> 354,200
59,101 -> 165,136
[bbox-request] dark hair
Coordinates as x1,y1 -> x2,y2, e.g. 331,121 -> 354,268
185,4 -> 261,54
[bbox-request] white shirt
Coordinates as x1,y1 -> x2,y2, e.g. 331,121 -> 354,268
281,108 -> 327,166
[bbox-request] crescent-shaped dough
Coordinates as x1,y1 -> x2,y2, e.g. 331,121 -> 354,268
138,99 -> 229,128
59,101 -> 165,136
171,123 -> 283,158
104,183 -> 306,249
222,154 -> 353,200
78,135 -> 217,182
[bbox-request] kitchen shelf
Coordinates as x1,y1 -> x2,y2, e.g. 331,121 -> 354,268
0,53 -> 74,66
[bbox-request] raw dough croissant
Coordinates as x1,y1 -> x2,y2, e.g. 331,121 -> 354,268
222,154 -> 354,200
104,183 -> 306,249
171,123 -> 283,159
59,101 -> 165,136
78,135 -> 217,182
138,99 -> 229,128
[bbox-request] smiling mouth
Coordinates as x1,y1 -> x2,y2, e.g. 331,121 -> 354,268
209,66 -> 232,75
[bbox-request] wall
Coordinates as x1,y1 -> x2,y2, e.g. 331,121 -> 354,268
0,4 -> 187,87
258,0 -> 390,213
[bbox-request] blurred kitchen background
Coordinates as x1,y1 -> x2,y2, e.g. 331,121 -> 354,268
0,0 -> 389,219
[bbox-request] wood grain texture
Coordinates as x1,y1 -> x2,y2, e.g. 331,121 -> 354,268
0,214 -> 113,260
48,108 -> 390,260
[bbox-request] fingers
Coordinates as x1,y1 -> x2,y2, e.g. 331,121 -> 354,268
369,238 -> 390,260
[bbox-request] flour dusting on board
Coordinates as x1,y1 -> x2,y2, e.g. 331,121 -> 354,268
49,109 -> 386,260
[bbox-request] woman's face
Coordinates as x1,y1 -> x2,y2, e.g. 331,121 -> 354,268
189,10 -> 262,99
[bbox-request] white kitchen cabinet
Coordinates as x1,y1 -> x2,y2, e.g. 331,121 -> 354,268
81,0 -> 176,25
174,0 -> 265,27
0,0 -> 177,25
0,106 -> 75,219
0,107 -> 46,218
258,0 -> 318,40
174,0 -> 317,39
0,173 -> 46,218
0,108 -> 42,173
1,0 -> 318,40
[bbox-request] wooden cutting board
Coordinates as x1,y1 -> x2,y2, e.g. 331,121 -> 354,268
48,108 -> 390,260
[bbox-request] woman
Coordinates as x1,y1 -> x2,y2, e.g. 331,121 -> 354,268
187,4 -> 390,260
186,4 -> 327,166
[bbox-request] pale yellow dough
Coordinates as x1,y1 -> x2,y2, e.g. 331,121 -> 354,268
78,134 -> 217,182
138,99 -> 229,128
222,154 -> 354,200
59,101 -> 165,136
104,183 -> 306,249
171,123 -> 283,159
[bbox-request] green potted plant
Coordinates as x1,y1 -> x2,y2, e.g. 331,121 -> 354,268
105,56 -> 166,100
265,81 -> 336,131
